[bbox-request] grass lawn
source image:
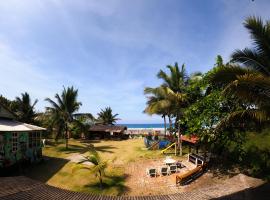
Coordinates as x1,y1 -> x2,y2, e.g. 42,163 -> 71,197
25,138 -> 174,196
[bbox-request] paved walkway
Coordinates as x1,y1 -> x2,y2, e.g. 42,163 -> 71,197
0,175 -> 268,200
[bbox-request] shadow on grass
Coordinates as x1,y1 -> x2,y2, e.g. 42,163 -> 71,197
57,144 -> 90,154
24,156 -> 69,183
94,145 -> 117,153
84,174 -> 130,196
80,139 -> 101,144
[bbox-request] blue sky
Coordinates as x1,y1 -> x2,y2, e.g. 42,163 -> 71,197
1,0 -> 270,123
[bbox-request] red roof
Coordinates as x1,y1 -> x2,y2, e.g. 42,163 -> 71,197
181,135 -> 199,144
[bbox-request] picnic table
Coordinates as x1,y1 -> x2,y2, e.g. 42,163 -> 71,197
164,157 -> 176,165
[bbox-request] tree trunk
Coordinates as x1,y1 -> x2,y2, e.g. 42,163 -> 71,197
168,116 -> 172,136
178,122 -> 182,156
99,170 -> 103,189
65,123 -> 68,149
163,115 -> 167,137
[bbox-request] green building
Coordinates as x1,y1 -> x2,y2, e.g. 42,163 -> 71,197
0,103 -> 45,168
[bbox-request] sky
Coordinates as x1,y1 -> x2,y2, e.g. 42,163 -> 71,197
0,0 -> 270,123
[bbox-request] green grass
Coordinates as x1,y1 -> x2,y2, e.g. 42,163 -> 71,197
25,138 -> 170,195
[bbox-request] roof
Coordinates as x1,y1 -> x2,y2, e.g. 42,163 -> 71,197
181,135 -> 199,144
0,119 -> 46,132
89,125 -> 127,133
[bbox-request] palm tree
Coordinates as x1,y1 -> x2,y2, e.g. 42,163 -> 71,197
144,63 -> 190,155
210,16 -> 270,127
144,86 -> 172,135
45,86 -> 81,149
97,107 -> 119,125
77,149 -> 108,189
15,92 -> 38,124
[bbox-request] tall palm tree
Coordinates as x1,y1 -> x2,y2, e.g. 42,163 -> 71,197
97,107 -> 119,125
45,86 -> 81,149
144,86 -> 172,135
15,92 -> 38,124
158,63 -> 189,132
210,16 -> 270,127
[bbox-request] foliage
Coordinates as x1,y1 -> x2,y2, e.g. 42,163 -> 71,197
75,148 -> 111,189
209,16 -> 270,125
15,92 -> 38,124
97,107 -> 119,125
70,115 -> 92,139
0,95 -> 18,112
45,86 -> 81,149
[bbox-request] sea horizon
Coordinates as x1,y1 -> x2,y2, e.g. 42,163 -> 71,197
117,123 -> 165,129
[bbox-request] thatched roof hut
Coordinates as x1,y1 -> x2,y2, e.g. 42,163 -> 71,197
88,125 -> 127,139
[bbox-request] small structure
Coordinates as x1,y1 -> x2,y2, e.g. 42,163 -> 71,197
88,125 -> 127,139
0,103 -> 46,168
181,134 -> 199,153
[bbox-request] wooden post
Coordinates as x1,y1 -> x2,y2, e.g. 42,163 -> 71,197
178,122 -> 182,156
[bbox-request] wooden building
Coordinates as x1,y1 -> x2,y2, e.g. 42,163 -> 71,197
0,103 -> 45,168
88,125 -> 127,139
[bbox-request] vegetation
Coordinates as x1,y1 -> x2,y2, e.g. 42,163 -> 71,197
97,107 -> 120,125
25,139 -> 163,195
144,16 -> 270,179
45,86 -> 82,149
76,149 -> 109,189
15,92 -> 38,124
0,92 -> 38,124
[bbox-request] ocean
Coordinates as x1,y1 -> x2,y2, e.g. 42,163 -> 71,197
118,124 -> 165,129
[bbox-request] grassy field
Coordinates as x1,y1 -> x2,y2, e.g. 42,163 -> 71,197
25,138 -> 167,195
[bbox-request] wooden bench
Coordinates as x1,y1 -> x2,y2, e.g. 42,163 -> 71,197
175,164 -> 206,185
188,153 -> 205,166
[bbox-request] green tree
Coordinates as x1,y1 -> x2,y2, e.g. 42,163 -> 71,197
97,107 -> 119,125
45,86 -> 81,149
76,149 -> 108,189
144,86 -> 172,135
70,114 -> 94,139
210,16 -> 270,126
15,92 -> 38,124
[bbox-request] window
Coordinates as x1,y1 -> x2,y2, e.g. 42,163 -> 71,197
12,132 -> 18,152
29,132 -> 41,148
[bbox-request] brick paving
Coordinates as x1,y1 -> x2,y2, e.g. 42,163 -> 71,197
123,158 -> 197,196
0,174 -> 267,200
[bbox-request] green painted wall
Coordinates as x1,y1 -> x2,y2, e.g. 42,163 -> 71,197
0,131 -> 42,167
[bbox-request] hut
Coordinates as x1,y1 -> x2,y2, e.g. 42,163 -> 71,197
181,134 -> 199,153
0,103 -> 45,168
88,125 -> 127,139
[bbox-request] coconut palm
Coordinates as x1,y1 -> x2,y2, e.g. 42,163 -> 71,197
209,16 -> 270,127
15,92 -> 38,124
144,86 -> 172,135
76,149 -> 108,189
97,107 -> 119,125
45,86 -> 81,149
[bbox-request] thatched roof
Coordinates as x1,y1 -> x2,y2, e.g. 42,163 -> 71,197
89,125 -> 127,133
0,119 -> 46,132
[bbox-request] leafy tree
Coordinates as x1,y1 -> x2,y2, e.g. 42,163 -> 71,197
97,107 -> 119,125
70,114 -> 94,139
209,16 -> 270,126
15,92 -> 38,124
45,86 -> 81,149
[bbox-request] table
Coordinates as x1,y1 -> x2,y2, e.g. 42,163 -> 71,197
164,157 -> 176,165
